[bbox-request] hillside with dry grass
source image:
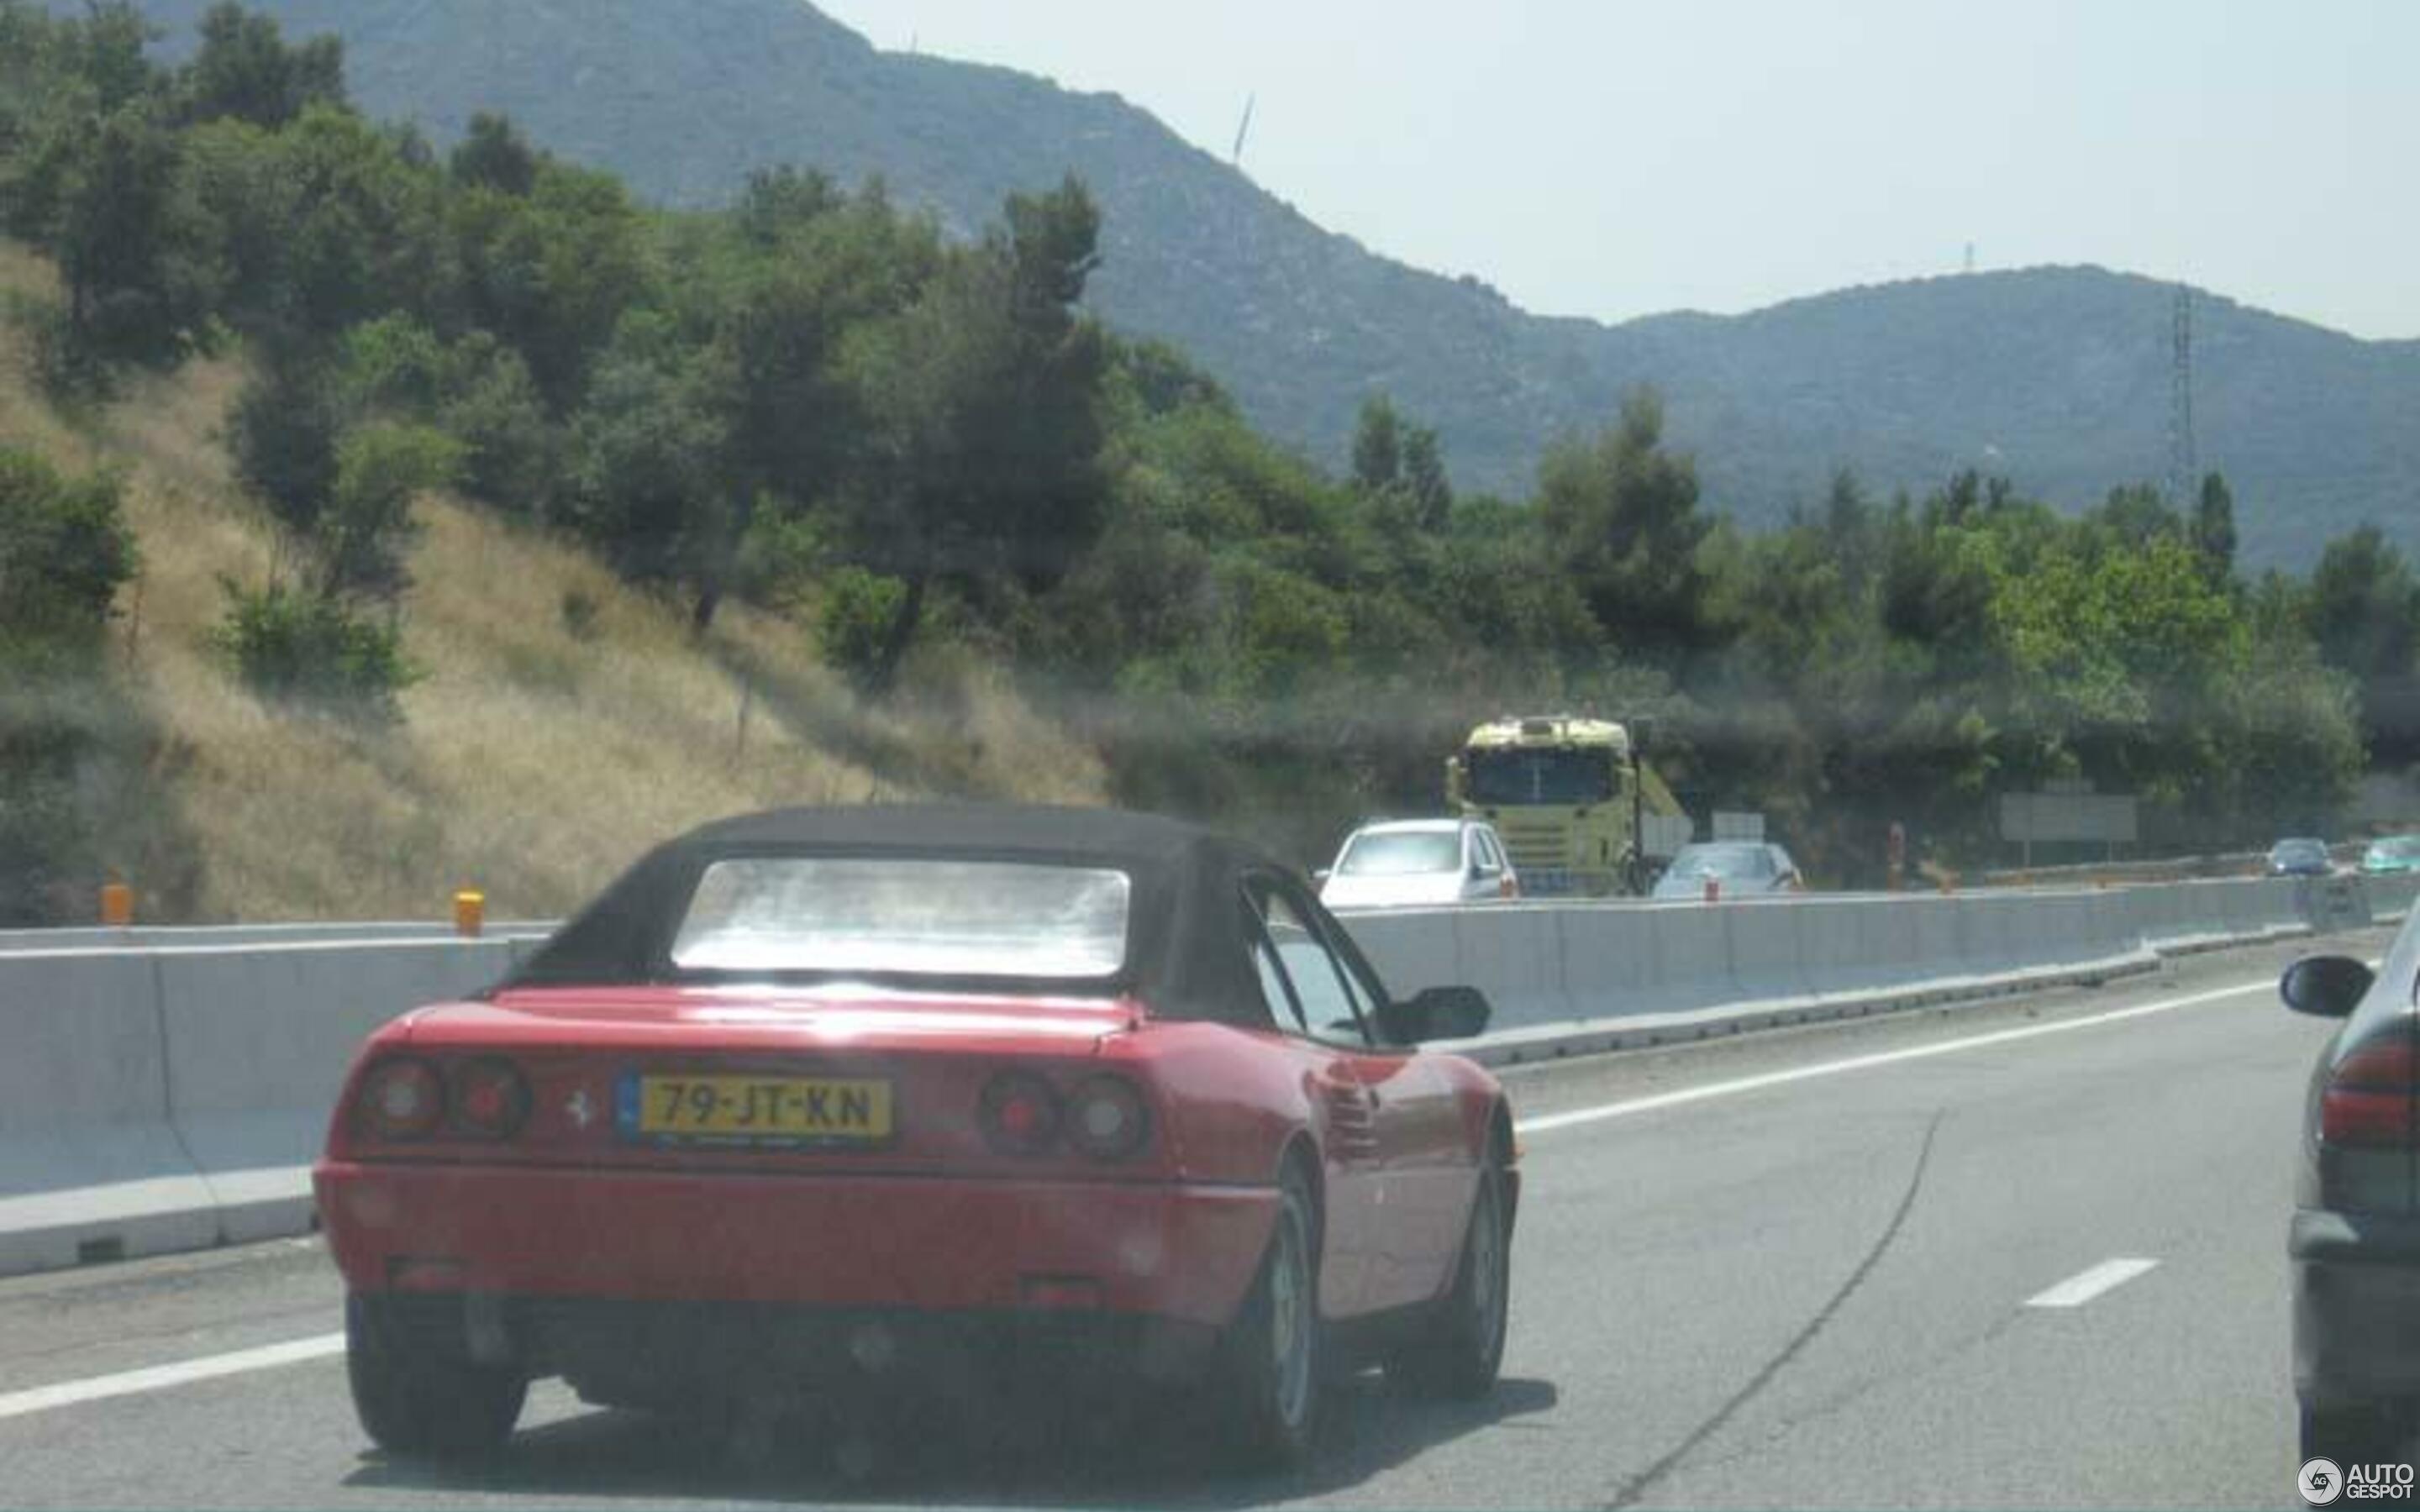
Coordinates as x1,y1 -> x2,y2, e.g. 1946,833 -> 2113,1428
0,240 -> 1103,923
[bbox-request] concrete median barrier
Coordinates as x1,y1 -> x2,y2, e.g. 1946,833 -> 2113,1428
1630,904 -> 1735,1016
1796,895 -> 1918,996
1555,905 -> 1662,1017
2370,874 -> 2420,922
1724,900 -> 1809,1004
0,954 -> 216,1273
0,863 -> 2380,1277
1450,906 -> 1570,1029
1335,906 -> 1464,1000
0,936 -> 524,1277
155,939 -> 522,1244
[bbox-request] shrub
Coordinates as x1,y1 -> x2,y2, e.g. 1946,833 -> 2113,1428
318,422 -> 460,600
558,586 -> 600,641
816,566 -> 904,689
0,445 -> 138,654
209,578 -> 419,719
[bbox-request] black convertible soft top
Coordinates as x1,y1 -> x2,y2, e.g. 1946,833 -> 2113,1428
502,803 -> 1295,1021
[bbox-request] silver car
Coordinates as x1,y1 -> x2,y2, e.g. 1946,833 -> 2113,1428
2285,909 -> 2420,1462
1318,818 -> 1519,909
1650,841 -> 1805,900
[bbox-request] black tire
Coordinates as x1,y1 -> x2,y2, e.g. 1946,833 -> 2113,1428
1386,1154 -> 1509,1399
2302,1397 -> 2413,1466
1216,1167 -> 1323,1467
346,1294 -> 527,1459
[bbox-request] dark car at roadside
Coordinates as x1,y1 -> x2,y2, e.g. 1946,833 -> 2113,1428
2285,906 -> 2420,1463
2269,837 -> 2336,878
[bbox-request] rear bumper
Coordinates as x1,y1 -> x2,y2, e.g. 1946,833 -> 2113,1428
316,1161 -> 1276,1329
361,1291 -> 1222,1401
2292,1209 -> 2420,1405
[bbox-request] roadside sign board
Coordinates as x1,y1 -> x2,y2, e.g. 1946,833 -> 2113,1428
1996,792 -> 2139,845
1712,811 -> 1765,842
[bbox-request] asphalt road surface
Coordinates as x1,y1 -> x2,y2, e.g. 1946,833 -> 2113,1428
0,930 -> 2381,1510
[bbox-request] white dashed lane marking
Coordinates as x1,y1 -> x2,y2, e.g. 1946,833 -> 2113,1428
2025,1257 -> 2161,1309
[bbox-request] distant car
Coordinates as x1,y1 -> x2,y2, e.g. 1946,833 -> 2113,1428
2285,912 -> 2420,1463
1318,817 -> 1518,908
2361,835 -> 2420,875
2269,837 -> 2336,877
1650,841 -> 1804,900
317,805 -> 1517,1468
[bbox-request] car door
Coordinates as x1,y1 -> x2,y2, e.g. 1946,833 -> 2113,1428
1770,844 -> 1803,892
1241,877 -> 1385,1320
1259,875 -> 1471,1311
1462,827 -> 1503,901
1482,825 -> 1519,898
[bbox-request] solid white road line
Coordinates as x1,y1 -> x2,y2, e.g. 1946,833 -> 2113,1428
2025,1257 -> 2161,1309
0,1331 -> 344,1423
1513,975 -> 2275,1138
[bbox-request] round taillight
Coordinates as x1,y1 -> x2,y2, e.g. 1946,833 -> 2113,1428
980,1072 -> 1062,1156
1065,1076 -> 1151,1162
359,1058 -> 445,1140
451,1058 -> 530,1139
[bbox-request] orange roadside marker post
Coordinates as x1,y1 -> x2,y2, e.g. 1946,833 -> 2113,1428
453,889 -> 486,938
99,881 -> 134,927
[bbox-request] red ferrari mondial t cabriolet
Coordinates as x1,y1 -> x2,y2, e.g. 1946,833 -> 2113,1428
315,805 -> 1518,1466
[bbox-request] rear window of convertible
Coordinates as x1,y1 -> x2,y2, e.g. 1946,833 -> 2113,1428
668,858 -> 1134,979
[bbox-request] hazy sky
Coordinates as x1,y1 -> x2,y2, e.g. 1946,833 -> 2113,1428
815,1 -> 2416,340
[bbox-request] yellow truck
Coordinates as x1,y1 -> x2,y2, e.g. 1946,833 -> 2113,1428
1445,715 -> 1687,895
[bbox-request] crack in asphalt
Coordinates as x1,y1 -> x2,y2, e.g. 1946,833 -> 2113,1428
1597,1108 -> 1947,1512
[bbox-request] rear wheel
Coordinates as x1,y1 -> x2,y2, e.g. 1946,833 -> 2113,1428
347,1294 -> 527,1458
2302,1397 -> 2414,1466
1217,1167 -> 1323,1467
1387,1153 -> 1509,1399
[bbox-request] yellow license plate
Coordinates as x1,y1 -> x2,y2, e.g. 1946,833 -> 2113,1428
624,1074 -> 893,1142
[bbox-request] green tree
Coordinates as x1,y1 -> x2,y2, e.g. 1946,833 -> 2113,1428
24,79 -> 220,363
1402,423 -> 1451,531
2191,471 -> 2238,581
1537,387 -> 1717,669
446,153 -> 651,408
685,181 -> 945,627
2088,482 -> 2181,550
561,312 -> 735,591
1350,394 -> 1401,492
179,2 -> 344,129
447,110 -> 536,196
270,104 -> 446,340
229,347 -> 341,541
842,177 -> 1109,691
2308,523 -> 2420,758
336,318 -> 555,513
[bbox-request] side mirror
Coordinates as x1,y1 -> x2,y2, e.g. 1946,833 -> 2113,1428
1379,984 -> 1492,1044
2282,955 -> 2375,1018
1313,868 -> 1332,885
